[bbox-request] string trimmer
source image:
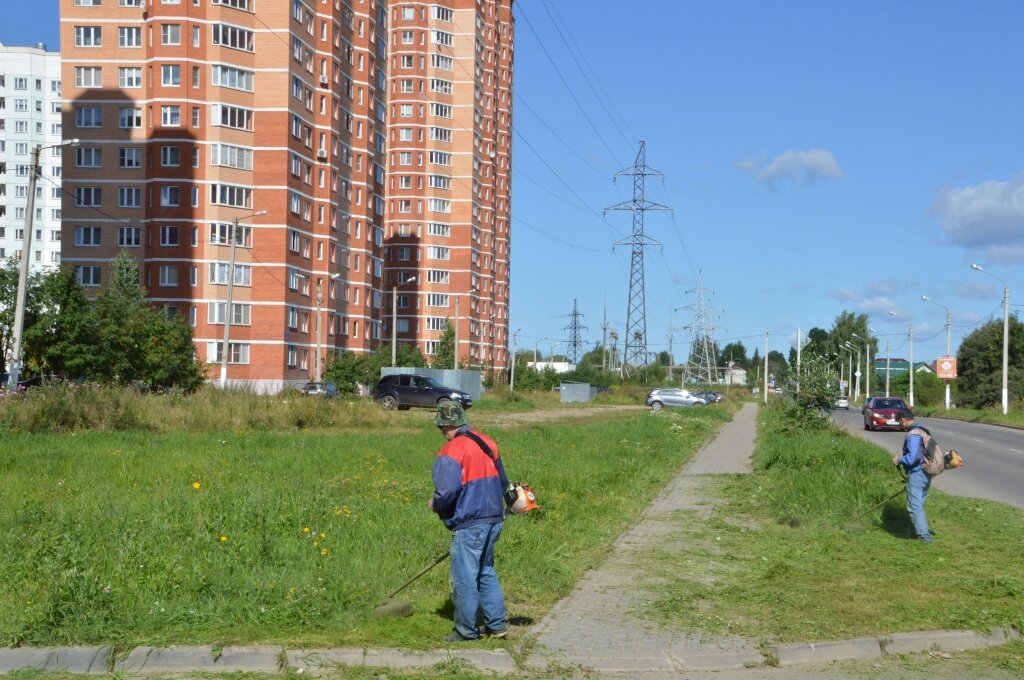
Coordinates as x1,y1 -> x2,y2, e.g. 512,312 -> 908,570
374,550 -> 450,617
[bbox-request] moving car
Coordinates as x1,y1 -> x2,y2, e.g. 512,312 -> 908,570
693,390 -> 724,403
863,397 -> 910,431
861,396 -> 876,415
372,374 -> 472,411
300,382 -> 336,397
645,388 -> 707,411
834,395 -> 850,410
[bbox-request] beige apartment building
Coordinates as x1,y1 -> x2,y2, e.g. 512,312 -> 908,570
60,0 -> 387,392
383,0 -> 512,376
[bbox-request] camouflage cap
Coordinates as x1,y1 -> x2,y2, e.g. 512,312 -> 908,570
435,400 -> 468,427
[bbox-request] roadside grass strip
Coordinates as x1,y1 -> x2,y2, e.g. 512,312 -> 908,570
639,404 -> 1024,643
0,399 -> 728,649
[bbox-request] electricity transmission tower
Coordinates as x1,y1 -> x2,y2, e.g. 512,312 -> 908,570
565,299 -> 587,364
606,141 -> 671,371
683,271 -> 719,385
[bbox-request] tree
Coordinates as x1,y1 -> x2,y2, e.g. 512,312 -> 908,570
432,320 -> 455,369
827,311 -> 877,364
720,341 -> 748,369
890,371 -> 946,408
956,316 -> 1024,408
767,350 -> 789,386
22,267 -> 98,378
803,327 -> 830,360
780,356 -> 835,430
323,351 -> 366,394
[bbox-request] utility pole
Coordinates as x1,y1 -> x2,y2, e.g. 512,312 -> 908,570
564,299 -> 587,364
606,141 -> 671,373
601,308 -> 610,373
220,209 -> 266,388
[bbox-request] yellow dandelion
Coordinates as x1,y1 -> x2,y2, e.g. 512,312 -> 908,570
219,535 -> 228,542
303,527 -> 311,534
313,540 -> 319,547
319,532 -> 326,539
192,481 -> 201,490
321,548 -> 328,556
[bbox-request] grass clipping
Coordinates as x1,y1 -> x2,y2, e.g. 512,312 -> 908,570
640,403 -> 1024,643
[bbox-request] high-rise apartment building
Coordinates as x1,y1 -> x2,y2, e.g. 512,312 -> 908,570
0,43 -> 63,269
61,0 -> 387,392
383,0 -> 512,375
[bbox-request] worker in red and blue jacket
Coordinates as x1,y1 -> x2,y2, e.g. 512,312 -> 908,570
429,401 -> 508,642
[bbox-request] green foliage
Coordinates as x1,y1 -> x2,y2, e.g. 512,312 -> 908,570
802,327 -> 830,360
21,268 -> 98,379
956,316 -> 1024,409
720,341 -> 748,369
779,356 -> 834,430
323,343 -> 427,393
888,370 -> 947,407
431,320 -> 455,369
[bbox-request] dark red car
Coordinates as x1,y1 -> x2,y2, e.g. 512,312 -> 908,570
863,397 -> 909,431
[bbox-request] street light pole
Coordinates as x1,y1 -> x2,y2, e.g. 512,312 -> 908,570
220,209 -> 266,389
510,328 -> 521,391
851,333 -> 865,403
971,264 -> 1010,415
391,275 -> 417,367
922,295 -> 953,410
7,139 -> 79,391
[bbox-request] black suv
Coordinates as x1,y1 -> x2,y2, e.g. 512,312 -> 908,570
372,374 -> 472,411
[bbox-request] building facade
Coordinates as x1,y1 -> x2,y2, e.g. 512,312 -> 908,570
383,0 -> 512,375
60,0 -> 387,392
0,43 -> 63,270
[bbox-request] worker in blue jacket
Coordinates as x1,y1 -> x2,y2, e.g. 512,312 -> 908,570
429,401 -> 509,641
891,410 -> 933,543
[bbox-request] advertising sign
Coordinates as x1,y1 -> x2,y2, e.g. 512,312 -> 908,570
936,356 -> 957,379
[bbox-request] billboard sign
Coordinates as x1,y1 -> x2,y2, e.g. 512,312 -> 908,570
935,356 -> 957,380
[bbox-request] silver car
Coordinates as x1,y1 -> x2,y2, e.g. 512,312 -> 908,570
645,388 -> 708,410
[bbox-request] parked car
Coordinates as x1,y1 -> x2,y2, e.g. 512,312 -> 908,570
372,374 -> 472,411
15,375 -> 65,391
301,382 -> 336,397
693,390 -> 723,403
861,396 -> 876,415
645,388 -> 707,411
863,397 -> 910,431
834,395 -> 850,410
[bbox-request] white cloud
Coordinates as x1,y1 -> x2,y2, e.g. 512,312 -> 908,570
857,296 -> 899,317
933,176 -> 1024,261
827,288 -> 861,302
740,149 -> 845,189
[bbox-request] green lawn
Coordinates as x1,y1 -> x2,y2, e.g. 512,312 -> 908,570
0,392 -> 729,649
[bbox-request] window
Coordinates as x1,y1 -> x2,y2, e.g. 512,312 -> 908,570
212,24 -> 254,51
119,147 -> 141,168
399,127 -> 413,141
119,107 -> 142,128
399,104 -> 413,117
76,147 -> 102,168
427,245 -> 450,260
211,103 -> 253,130
429,126 -> 452,142
75,266 -> 101,286
118,67 -> 142,89
426,316 -> 448,331
427,269 -> 449,284
75,106 -> 102,128
160,186 -> 181,207
210,223 -> 251,247
431,54 -> 453,71
160,146 -> 181,167
207,342 -> 250,364
428,222 -> 450,237
118,226 -> 141,247
209,263 -> 251,285
119,26 -> 142,47
429,79 -> 452,95
428,175 -> 451,189
160,226 -> 179,246
208,303 -> 252,325
74,226 -> 101,246
427,293 -> 450,307
430,103 -> 452,119
75,187 -> 102,207
161,64 -> 181,86
399,152 -> 412,165
161,24 -> 181,45
210,183 -> 251,208
75,67 -> 103,88
428,151 -> 451,165
159,265 -> 179,287
212,0 -> 250,8
74,26 -> 102,47
431,30 -> 453,47
211,64 -> 254,91
210,144 -> 253,170
161,105 -> 181,126
118,187 -> 142,208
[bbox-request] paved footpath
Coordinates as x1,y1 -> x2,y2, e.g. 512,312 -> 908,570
0,403 -> 1016,678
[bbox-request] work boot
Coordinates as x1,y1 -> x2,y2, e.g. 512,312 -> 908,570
484,627 -> 507,639
442,631 -> 475,642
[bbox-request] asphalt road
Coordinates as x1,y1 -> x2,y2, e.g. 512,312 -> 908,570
832,408 -> 1024,510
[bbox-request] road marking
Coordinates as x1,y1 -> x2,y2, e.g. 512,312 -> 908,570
973,438 -> 985,443
1011,448 -> 1023,454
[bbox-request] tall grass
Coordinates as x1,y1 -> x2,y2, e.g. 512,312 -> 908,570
0,404 -> 728,648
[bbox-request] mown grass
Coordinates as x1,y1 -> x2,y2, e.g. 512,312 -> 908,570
0,393 -> 729,649
912,404 -> 1024,430
641,403 -> 1024,642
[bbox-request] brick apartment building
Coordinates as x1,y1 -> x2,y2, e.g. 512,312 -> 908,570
60,0 -> 387,392
60,0 -> 511,390
383,0 -> 512,375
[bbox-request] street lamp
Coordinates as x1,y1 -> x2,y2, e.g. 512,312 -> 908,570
534,336 -> 548,365
220,209 -> 267,388
315,272 -> 341,383
510,328 -> 522,391
921,295 -> 953,410
6,139 -> 79,391
850,334 -> 866,403
842,342 -> 855,399
391,275 -> 418,367
971,264 -> 1010,415
889,310 -> 914,408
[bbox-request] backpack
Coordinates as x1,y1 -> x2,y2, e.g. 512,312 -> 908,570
908,426 -> 945,476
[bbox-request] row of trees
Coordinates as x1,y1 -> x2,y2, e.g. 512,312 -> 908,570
0,253 -> 204,391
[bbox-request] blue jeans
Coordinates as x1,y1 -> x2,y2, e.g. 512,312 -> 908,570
450,521 -> 506,639
906,468 -> 932,540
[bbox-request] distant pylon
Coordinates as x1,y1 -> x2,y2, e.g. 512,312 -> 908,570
606,141 -> 672,371
565,299 -> 588,364
683,270 -> 719,385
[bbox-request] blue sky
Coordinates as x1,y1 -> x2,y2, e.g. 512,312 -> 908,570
10,2 -> 1024,366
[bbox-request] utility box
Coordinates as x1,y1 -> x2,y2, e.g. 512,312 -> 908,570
559,381 -> 598,403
